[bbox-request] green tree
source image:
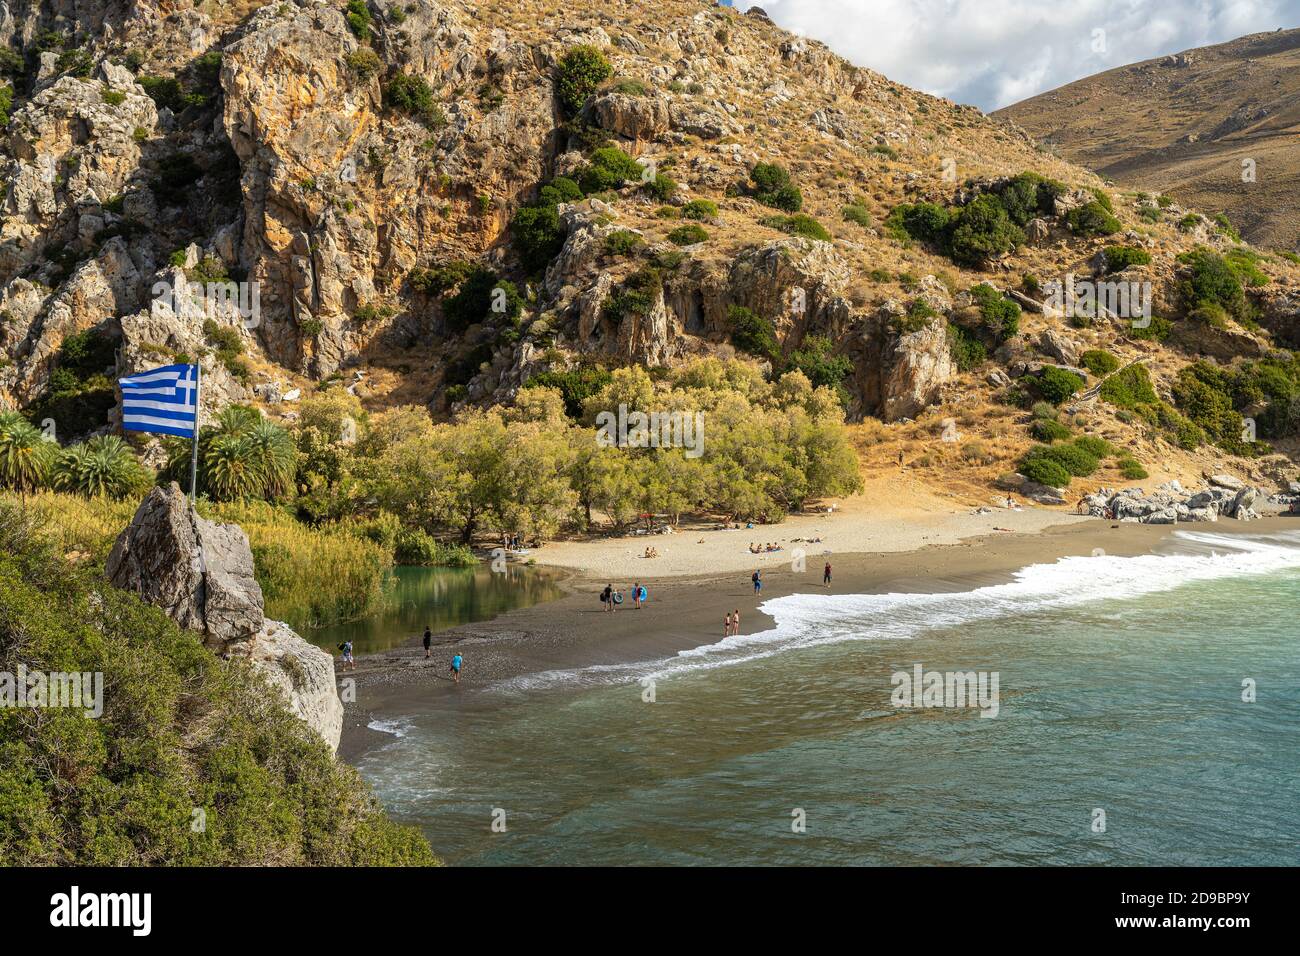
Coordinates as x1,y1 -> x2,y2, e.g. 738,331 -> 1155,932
555,45 -> 612,116
0,413 -> 56,497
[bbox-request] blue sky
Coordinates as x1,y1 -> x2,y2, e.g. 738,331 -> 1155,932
733,0 -> 1300,110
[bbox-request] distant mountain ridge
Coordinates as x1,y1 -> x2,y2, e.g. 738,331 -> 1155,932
996,27 -> 1300,251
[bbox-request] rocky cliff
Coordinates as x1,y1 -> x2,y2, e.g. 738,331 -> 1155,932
107,482 -> 344,752
1,0 -> 1298,491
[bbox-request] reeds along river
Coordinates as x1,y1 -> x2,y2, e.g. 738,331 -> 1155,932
352,530 -> 1300,865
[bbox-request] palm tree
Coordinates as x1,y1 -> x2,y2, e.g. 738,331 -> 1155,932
174,404 -> 297,501
244,418 -> 298,500
0,412 -> 56,498
204,431 -> 264,500
52,435 -> 147,499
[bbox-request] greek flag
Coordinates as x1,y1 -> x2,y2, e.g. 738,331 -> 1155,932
119,364 -> 200,438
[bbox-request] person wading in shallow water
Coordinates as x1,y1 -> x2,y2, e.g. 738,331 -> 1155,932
732,609 -> 741,636
423,626 -> 432,659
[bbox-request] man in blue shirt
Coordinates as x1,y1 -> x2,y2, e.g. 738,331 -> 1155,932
450,653 -> 463,683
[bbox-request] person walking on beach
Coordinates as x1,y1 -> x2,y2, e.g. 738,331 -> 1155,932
601,584 -> 613,612
423,626 -> 432,659
752,569 -> 762,594
632,581 -> 642,609
338,640 -> 354,671
823,561 -> 832,587
450,653 -> 463,684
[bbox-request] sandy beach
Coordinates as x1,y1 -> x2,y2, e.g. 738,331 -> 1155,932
336,509 -> 1300,763
531,477 -> 1092,580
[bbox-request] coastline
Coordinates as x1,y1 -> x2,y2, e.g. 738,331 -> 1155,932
336,512 -> 1299,764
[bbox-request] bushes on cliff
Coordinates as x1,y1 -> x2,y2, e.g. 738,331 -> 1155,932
728,305 -> 780,361
748,163 -> 803,212
555,45 -> 612,116
0,502 -> 436,866
1034,366 -> 1084,405
383,73 -> 442,126
1175,249 -> 1251,323
441,267 -> 524,331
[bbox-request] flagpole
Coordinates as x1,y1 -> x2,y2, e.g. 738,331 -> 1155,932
189,362 -> 201,504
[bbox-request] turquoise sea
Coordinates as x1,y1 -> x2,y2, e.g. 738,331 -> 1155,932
354,528 -> 1300,865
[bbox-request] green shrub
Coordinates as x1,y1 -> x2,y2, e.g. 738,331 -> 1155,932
409,260 -> 473,296
841,204 -> 872,227
1176,249 -> 1249,322
946,323 -> 986,372
101,90 -> 126,107
1128,314 -> 1172,342
509,177 -> 582,271
1103,245 -> 1151,273
785,336 -> 852,402
1065,200 -> 1121,236
1035,366 -> 1084,405
442,267 -> 524,331
1031,401 -> 1058,421
1099,363 -> 1157,409
345,0 -> 372,39
993,172 -> 1065,226
681,199 -> 718,220
968,283 -> 1020,341
643,172 -> 677,202
1024,442 -> 1098,478
524,365 -> 614,418
1080,349 -> 1119,376
1118,457 -> 1148,480
604,229 -> 645,256
884,201 -> 951,244
667,223 -> 708,245
948,194 -> 1025,266
345,47 -> 382,79
577,146 -> 644,193
1030,418 -> 1071,442
383,73 -> 442,126
760,214 -> 830,241
749,163 -> 802,212
1020,456 -> 1071,488
728,304 -> 780,361
1072,435 -> 1114,458
138,75 -> 187,113
555,45 -> 612,116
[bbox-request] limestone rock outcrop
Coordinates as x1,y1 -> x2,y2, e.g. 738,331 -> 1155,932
106,484 -> 343,752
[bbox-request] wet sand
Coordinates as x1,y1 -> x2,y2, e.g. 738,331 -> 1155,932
336,514 -> 1299,763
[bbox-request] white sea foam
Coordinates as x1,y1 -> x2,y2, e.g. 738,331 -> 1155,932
494,530 -> 1300,693
367,717 -> 414,738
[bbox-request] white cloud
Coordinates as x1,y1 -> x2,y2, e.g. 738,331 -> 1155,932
734,0 -> 1300,110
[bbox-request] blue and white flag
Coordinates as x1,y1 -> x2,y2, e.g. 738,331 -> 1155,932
119,364 -> 199,438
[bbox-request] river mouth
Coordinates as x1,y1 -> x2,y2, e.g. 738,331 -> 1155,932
347,529 -> 1300,866
308,565 -> 566,655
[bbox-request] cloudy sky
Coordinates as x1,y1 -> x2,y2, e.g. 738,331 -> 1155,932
732,0 -> 1300,111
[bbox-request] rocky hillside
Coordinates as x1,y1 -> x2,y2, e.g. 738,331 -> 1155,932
996,27 -> 1300,252
2,0 -> 1299,505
